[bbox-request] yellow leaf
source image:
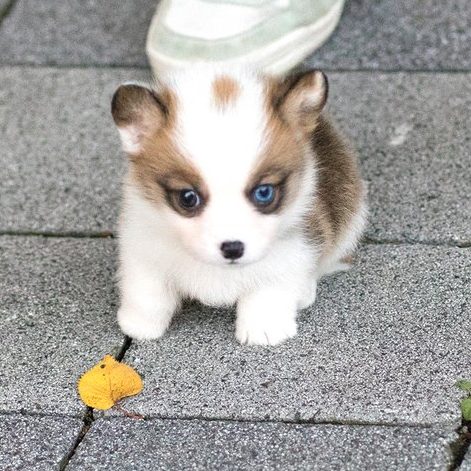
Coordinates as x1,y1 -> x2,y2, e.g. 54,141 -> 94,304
78,355 -> 143,410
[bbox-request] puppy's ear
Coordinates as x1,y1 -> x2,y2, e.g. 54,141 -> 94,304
271,70 -> 328,133
111,83 -> 168,155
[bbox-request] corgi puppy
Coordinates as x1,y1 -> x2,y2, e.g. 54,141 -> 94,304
111,67 -> 367,345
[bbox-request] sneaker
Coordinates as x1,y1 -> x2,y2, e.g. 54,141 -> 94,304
146,0 -> 345,76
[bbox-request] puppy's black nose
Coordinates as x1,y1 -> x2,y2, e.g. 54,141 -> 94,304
220,240 -> 244,260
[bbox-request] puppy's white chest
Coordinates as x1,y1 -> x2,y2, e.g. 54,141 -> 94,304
169,259 -> 261,306
166,237 -> 315,307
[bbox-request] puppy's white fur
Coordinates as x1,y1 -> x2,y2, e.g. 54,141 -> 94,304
114,67 -> 366,345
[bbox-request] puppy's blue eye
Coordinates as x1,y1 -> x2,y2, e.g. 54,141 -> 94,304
179,189 -> 201,209
252,184 -> 275,206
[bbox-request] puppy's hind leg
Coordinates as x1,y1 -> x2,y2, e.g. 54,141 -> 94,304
319,254 -> 354,277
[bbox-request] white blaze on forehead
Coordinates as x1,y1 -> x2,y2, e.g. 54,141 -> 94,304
170,69 -> 268,194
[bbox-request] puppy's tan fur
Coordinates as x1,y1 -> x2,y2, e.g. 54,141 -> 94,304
212,75 -> 241,109
308,117 -> 365,255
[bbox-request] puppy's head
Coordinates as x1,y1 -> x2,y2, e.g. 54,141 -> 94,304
112,69 -> 327,266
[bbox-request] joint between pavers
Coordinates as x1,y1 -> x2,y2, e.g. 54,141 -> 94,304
363,236 -> 471,249
2,63 -> 471,74
0,230 -> 115,239
104,412 -> 440,430
448,420 -> 471,471
58,407 -> 94,471
0,410 -> 82,420
324,68 -> 471,75
115,335 -> 133,362
0,62 -> 151,71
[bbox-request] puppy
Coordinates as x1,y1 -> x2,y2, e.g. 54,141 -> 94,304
111,67 -> 367,345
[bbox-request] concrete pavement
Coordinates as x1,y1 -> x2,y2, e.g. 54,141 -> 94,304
0,0 -> 470,469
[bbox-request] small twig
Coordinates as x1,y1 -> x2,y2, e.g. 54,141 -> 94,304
113,402 -> 145,420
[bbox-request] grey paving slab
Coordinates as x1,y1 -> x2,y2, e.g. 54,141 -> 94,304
69,418 -> 454,470
0,67 -> 151,234
309,0 -> 471,71
0,0 -> 155,66
0,414 -> 82,471
0,236 -> 123,415
1,1 -> 470,72
1,68 -> 470,245
327,72 -> 471,245
113,245 -> 470,426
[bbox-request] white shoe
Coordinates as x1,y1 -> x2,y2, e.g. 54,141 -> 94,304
146,0 -> 345,76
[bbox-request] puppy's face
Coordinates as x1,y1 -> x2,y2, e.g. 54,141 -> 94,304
112,70 -> 327,266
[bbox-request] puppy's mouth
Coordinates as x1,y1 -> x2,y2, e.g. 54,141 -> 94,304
225,256 -> 260,267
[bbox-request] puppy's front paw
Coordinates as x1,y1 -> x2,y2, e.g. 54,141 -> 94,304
235,313 -> 297,346
117,305 -> 172,340
236,287 -> 299,346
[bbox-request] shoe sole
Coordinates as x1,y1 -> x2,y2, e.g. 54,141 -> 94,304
146,0 -> 345,76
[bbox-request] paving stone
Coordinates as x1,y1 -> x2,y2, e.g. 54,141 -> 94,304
69,418 -> 454,470
0,236 -> 122,414
309,0 -> 471,71
0,0 -> 155,66
113,244 -> 470,426
1,68 -> 470,244
326,72 -> 471,245
0,414 -> 82,471
1,1 -> 470,72
0,67 -> 150,234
